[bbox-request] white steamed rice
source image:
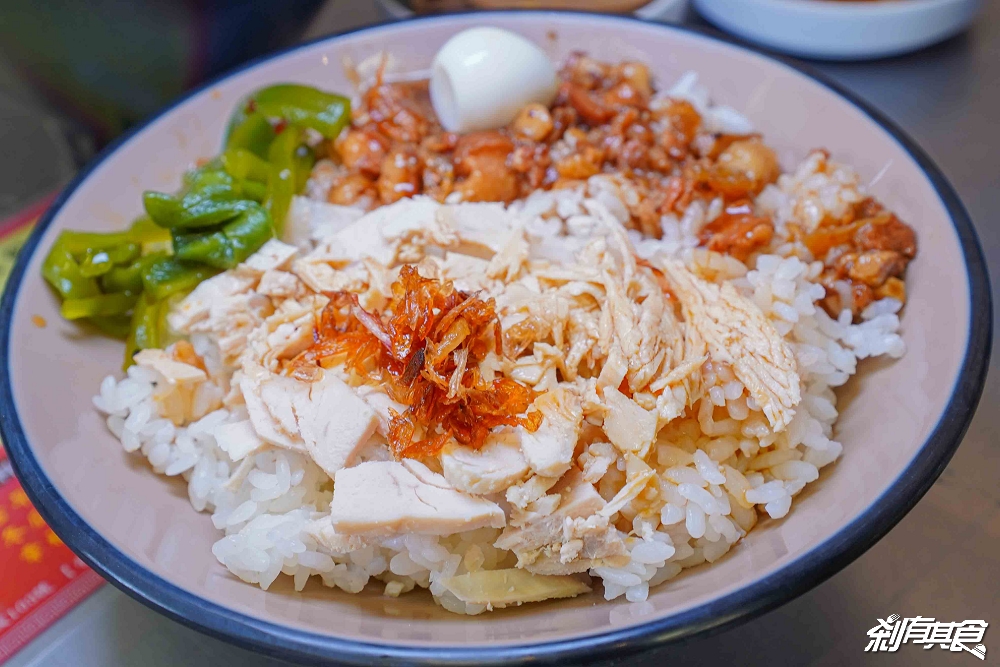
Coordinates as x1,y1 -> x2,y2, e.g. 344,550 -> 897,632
92,148 -> 906,611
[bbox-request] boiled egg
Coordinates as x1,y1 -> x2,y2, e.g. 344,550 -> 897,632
430,27 -> 558,133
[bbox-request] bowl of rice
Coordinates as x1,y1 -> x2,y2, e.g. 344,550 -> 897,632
0,11 -> 990,666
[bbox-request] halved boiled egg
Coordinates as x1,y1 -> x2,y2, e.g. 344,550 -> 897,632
430,27 -> 558,133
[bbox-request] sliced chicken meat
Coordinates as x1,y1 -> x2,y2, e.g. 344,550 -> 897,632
438,252 -> 492,292
240,367 -> 377,477
242,239 -> 299,273
601,384 -> 657,456
304,519 -> 372,555
292,371 -> 378,478
255,270 -> 303,299
441,429 -> 530,495
328,460 -> 506,536
317,196 -> 441,266
134,349 -> 206,384
167,268 -> 258,333
211,420 -> 265,462
284,195 -> 364,250
519,387 -> 583,477
353,385 -> 407,438
240,371 -> 308,452
436,202 -> 517,259
133,349 -> 213,425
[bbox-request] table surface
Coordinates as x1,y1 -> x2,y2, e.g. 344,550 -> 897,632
6,1 -> 999,665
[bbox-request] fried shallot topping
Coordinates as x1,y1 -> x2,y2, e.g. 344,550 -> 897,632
285,265 -> 541,458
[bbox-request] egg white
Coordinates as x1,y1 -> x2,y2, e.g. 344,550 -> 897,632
430,27 -> 558,133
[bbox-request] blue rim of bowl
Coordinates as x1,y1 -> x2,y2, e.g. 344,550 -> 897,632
0,10 -> 991,666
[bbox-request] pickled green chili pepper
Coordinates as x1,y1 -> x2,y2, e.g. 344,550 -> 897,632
127,216 -> 172,252
240,180 -> 268,202
184,168 -> 235,197
219,202 -> 275,263
225,110 -> 276,158
251,84 -> 351,139
124,292 -> 161,369
143,190 -> 251,230
56,230 -> 130,256
141,257 -> 220,301
192,165 -> 267,202
60,292 -> 139,320
41,241 -> 101,300
79,243 -> 141,277
172,202 -> 274,269
100,263 -> 143,293
266,129 -> 297,235
221,148 -> 271,183
266,127 -> 315,235
100,252 -> 168,294
86,315 -> 131,341
143,162 -> 274,229
171,233 -> 230,269
46,82 -> 352,354
293,143 -> 315,193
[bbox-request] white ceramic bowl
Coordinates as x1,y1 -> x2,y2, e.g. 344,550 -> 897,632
693,0 -> 982,61
0,11 -> 990,666
376,0 -> 690,23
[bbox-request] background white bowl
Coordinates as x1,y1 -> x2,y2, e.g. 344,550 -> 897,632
376,0 -> 690,23
693,0 -> 982,61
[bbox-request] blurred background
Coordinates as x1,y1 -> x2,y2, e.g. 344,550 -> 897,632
0,1 -> 996,665
0,0 -> 987,218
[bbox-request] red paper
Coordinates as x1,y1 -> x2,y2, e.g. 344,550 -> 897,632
0,448 -> 105,662
0,196 -> 104,663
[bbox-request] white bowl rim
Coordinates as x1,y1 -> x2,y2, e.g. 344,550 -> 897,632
700,0 -> 972,18
0,10 -> 991,666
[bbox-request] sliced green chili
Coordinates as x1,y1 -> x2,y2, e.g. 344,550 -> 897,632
240,180 -> 268,202
293,143 -> 315,193
172,202 -> 274,269
141,257 -> 220,301
127,216 -> 173,252
225,110 -> 277,159
79,243 -> 141,277
221,148 -> 271,183
99,252 -> 167,294
100,264 -> 142,293
143,190 -> 251,230
60,292 -> 139,320
45,81 -> 349,349
251,84 -> 351,139
124,293 -> 159,369
85,315 -> 131,341
41,241 -> 101,300
266,127 -> 312,235
56,230 -> 130,257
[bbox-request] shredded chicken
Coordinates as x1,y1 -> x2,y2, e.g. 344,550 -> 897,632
495,469 -> 628,575
662,259 -> 800,430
